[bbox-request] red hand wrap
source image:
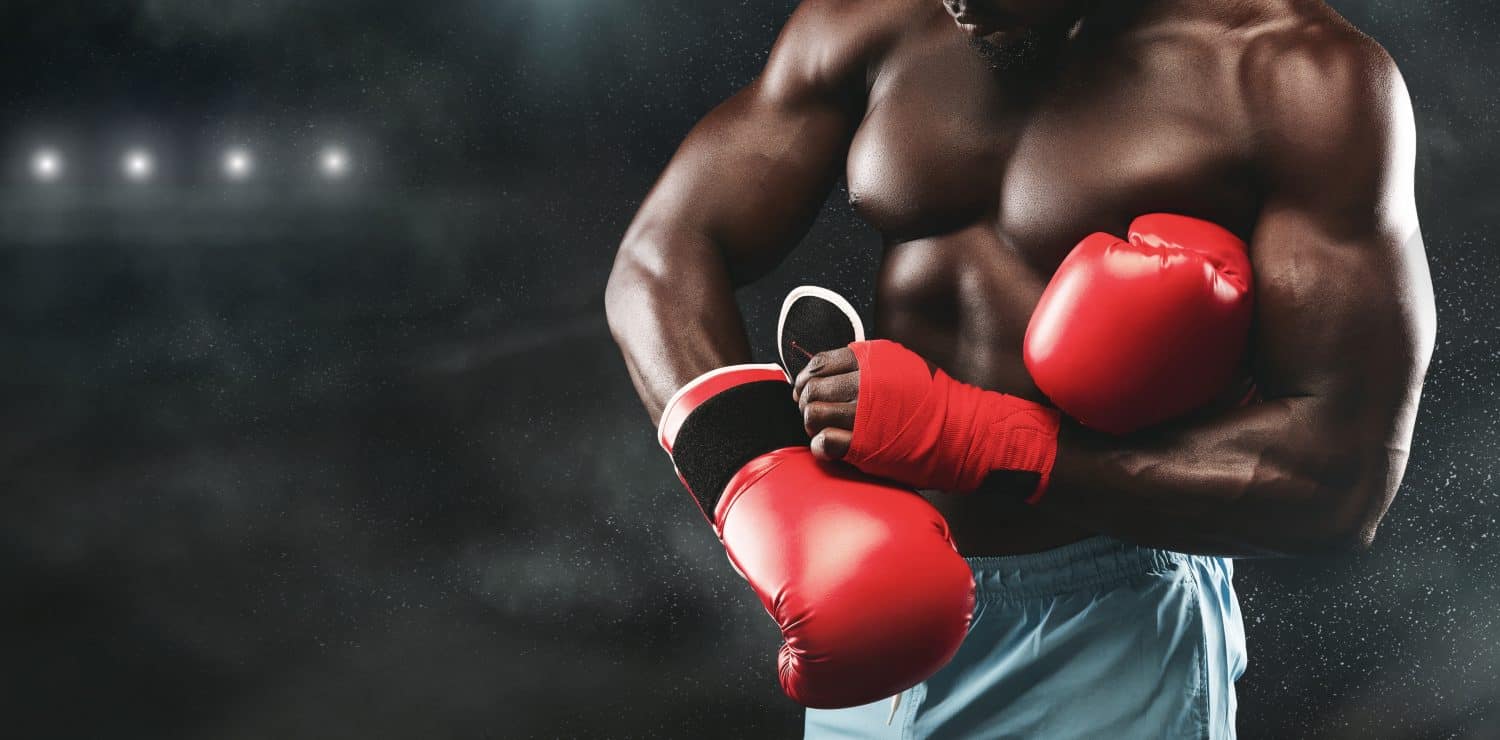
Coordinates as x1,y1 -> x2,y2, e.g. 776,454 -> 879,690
848,340 -> 1061,502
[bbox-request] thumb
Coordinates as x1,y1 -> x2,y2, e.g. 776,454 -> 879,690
810,428 -> 853,461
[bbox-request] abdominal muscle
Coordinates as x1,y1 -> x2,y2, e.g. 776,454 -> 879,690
875,230 -> 1098,557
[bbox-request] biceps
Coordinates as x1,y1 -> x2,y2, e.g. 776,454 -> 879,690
627,85 -> 854,279
1249,207 -> 1435,439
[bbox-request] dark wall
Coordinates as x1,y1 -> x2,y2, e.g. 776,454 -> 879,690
0,1 -> 1496,738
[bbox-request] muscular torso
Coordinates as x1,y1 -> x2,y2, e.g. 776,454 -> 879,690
845,4 -> 1273,554
614,0 -> 1422,560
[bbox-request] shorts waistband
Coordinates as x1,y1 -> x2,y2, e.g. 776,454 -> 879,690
964,536 -> 1189,600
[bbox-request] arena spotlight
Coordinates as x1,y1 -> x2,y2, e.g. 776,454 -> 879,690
123,148 -> 155,182
319,146 -> 350,179
31,149 -> 63,183
222,148 -> 254,181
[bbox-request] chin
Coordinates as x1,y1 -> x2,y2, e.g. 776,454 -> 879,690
968,27 -> 1052,72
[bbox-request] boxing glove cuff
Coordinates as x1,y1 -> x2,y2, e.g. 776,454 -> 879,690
658,364 -> 808,524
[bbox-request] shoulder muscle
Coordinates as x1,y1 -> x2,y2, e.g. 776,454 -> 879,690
759,0 -> 908,109
1242,21 -> 1417,234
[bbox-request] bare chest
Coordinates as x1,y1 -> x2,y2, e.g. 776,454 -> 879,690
845,34 -> 1259,267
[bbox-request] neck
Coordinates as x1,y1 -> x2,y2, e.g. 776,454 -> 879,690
1076,0 -> 1165,35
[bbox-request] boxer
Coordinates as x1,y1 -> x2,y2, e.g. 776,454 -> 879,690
605,0 -> 1435,736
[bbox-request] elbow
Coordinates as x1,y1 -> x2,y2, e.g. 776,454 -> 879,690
1274,508 -> 1377,559
1260,437 -> 1396,558
1222,411 -> 1410,558
604,239 -> 654,343
603,264 -> 631,342
1319,513 -> 1379,557
1297,479 -> 1391,558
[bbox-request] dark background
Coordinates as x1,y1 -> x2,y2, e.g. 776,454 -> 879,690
0,1 -> 1495,738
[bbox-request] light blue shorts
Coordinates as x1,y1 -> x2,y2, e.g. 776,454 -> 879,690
805,537 -> 1247,739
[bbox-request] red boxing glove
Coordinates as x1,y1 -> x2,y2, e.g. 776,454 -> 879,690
1025,214 -> 1254,435
659,365 -> 974,709
846,340 -> 1062,501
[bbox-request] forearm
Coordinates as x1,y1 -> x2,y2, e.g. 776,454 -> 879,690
603,8 -> 866,421
1040,398 -> 1400,558
605,229 -> 754,423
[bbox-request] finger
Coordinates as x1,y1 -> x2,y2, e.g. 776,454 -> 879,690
797,372 -> 860,405
795,347 -> 859,399
811,428 -> 853,461
802,401 -> 857,437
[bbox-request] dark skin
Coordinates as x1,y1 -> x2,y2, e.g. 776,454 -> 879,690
605,0 -> 1435,558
